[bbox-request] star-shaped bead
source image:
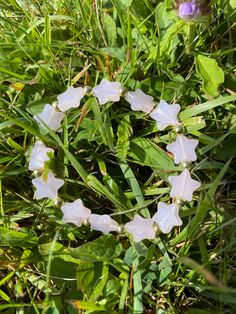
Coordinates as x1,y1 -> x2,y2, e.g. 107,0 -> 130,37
150,100 -> 181,130
61,199 -> 91,227
28,141 -> 54,171
89,214 -> 119,234
92,79 -> 121,105
168,169 -> 201,202
124,214 -> 156,242
34,104 -> 64,131
152,202 -> 182,234
125,89 -> 154,113
57,86 -> 84,112
32,170 -> 64,200
166,135 -> 199,164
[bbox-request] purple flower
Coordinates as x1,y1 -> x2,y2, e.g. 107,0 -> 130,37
178,1 -> 201,19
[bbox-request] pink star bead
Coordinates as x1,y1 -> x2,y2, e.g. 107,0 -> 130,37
89,214 -> 119,234
168,169 -> 201,202
57,86 -> 84,112
32,170 -> 64,200
125,89 -> 154,113
28,141 -> 54,171
166,135 -> 199,164
150,100 -> 181,130
124,214 -> 156,242
61,199 -> 91,227
152,202 -> 182,234
92,79 -> 121,105
34,104 -> 64,131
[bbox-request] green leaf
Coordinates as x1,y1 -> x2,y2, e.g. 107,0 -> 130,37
160,21 -> 184,59
0,227 -> 38,247
119,0 -> 132,7
76,261 -> 94,298
157,266 -> 172,286
155,1 -> 175,33
104,13 -> 117,47
230,0 -> 236,9
69,300 -> 107,311
6,138 -> 24,151
128,138 -> 179,171
99,47 -> 126,62
89,262 -> 109,301
44,14 -> 51,45
0,289 -> 10,302
103,275 -> 121,296
38,239 -> 65,256
138,244 -> 155,270
116,115 -> 131,160
69,235 -> 122,262
0,66 -> 30,80
195,54 -> 224,97
44,296 -> 63,314
183,116 -> 206,134
130,0 -> 151,19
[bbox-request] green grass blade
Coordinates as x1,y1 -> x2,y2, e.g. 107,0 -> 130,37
119,161 -> 150,217
180,95 -> 236,120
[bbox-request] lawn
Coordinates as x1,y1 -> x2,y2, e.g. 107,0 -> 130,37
0,0 -> 236,313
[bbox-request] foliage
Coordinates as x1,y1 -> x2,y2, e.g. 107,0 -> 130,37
0,0 -> 235,313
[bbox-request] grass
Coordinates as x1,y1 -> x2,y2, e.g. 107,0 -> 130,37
0,0 -> 236,313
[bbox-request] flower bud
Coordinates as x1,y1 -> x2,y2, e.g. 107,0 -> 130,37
177,0 -> 211,22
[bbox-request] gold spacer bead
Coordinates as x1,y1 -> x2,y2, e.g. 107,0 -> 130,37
182,160 -> 191,169
153,223 -> 159,232
175,198 -> 184,206
37,223 -> 43,230
82,219 -> 90,227
54,198 -> 64,207
52,101 -> 60,111
174,124 -> 183,134
83,85 -> 92,96
33,169 -> 43,177
117,224 -> 125,234
119,86 -> 128,97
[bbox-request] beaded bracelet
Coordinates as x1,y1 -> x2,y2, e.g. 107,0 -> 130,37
28,79 -> 201,242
